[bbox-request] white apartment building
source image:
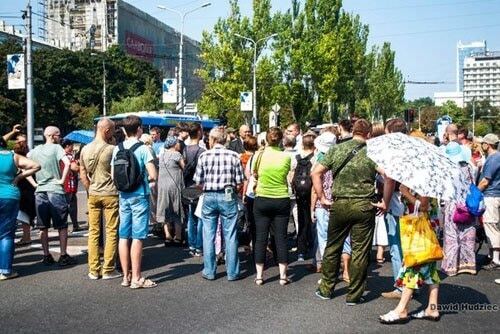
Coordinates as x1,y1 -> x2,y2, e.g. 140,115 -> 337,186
463,54 -> 500,107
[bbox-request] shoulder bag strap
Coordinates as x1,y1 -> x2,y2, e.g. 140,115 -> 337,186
88,144 -> 108,177
331,142 -> 366,180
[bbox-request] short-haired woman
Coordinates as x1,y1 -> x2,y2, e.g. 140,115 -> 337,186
252,127 -> 292,285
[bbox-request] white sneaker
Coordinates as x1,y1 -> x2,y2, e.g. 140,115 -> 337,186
495,279 -> 500,285
88,272 -> 100,280
102,270 -> 123,280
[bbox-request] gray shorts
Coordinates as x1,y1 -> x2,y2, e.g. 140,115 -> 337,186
35,192 -> 69,230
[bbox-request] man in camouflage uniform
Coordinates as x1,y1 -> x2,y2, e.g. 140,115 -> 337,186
311,119 -> 394,305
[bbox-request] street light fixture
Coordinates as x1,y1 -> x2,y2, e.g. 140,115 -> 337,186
158,2 -> 212,114
235,33 -> 278,134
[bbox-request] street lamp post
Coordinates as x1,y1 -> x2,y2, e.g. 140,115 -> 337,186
472,98 -> 476,136
158,2 -> 211,114
235,33 -> 277,134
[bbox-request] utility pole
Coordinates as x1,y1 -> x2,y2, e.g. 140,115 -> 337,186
102,58 -> 106,116
472,98 -> 476,136
25,3 -> 34,149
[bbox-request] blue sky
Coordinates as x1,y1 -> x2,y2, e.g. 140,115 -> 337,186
2,0 -> 499,100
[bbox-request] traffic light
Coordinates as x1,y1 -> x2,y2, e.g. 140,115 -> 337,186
404,109 -> 415,123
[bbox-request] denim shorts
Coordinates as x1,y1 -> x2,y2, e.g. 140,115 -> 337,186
35,192 -> 69,230
119,195 -> 149,240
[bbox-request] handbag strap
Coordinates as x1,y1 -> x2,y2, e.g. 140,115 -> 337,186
331,142 -> 366,180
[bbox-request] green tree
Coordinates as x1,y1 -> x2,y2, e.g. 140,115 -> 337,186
366,43 -> 405,121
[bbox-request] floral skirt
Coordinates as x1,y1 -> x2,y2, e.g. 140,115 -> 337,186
395,262 -> 440,290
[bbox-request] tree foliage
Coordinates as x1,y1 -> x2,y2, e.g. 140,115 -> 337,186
0,41 -> 161,134
198,0 -> 406,128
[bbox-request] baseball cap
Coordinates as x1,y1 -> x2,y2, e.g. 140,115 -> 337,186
482,133 -> 499,145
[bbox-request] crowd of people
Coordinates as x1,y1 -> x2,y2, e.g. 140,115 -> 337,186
0,116 -> 498,324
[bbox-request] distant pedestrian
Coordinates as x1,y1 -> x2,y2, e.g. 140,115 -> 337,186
112,115 -> 158,288
228,124 -> 251,154
29,126 -> 76,266
80,118 -> 121,280
194,127 -> 244,281
60,139 -> 81,232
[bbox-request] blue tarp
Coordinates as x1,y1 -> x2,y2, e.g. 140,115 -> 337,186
64,130 -> 95,144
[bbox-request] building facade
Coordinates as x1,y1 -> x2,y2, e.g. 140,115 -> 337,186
463,53 -> 500,107
433,91 -> 464,108
456,40 -> 487,92
44,0 -> 203,102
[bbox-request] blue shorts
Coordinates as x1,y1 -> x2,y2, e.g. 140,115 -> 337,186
119,195 -> 149,240
35,192 -> 68,230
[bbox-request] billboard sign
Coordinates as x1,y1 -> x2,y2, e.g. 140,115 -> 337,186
7,54 -> 25,89
162,78 -> 177,104
125,32 -> 154,62
240,91 -> 252,111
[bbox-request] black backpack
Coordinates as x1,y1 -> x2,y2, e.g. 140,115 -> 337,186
292,153 -> 314,199
113,142 -> 144,192
183,146 -> 202,184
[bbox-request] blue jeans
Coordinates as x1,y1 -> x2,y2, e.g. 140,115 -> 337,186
316,207 -> 329,260
119,195 -> 150,240
385,213 -> 403,287
0,199 -> 19,274
187,204 -> 203,252
201,192 -> 239,280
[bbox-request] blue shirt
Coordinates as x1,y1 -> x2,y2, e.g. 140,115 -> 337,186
482,151 -> 500,197
112,139 -> 154,198
0,150 -> 20,200
152,140 -> 164,156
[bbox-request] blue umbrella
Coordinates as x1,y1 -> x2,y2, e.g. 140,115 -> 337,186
64,130 -> 95,144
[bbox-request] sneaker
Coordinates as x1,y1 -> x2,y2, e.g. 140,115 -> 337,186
381,290 -> 402,299
88,272 -> 100,280
102,270 -> 123,280
315,289 -> 332,300
495,279 -> 500,285
194,250 -> 203,257
482,262 -> 500,271
58,254 -> 76,267
297,254 -> 305,262
346,297 -> 365,306
42,254 -> 55,266
0,272 -> 19,281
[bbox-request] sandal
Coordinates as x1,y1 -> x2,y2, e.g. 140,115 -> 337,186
376,257 -> 385,264
412,310 -> 440,322
130,277 -> 157,289
379,311 -> 410,325
279,277 -> 291,286
254,277 -> 264,286
173,238 -> 183,247
121,272 -> 132,287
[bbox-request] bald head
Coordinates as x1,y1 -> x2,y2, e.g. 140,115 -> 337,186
44,126 -> 61,144
96,118 -> 115,143
239,124 -> 251,139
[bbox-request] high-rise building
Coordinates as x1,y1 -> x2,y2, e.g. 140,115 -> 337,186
463,53 -> 500,107
43,0 -> 203,103
456,40 -> 487,92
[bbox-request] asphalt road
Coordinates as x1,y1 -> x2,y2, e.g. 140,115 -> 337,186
1,219 -> 499,334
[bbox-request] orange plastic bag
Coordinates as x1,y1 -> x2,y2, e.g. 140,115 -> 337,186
400,214 -> 444,267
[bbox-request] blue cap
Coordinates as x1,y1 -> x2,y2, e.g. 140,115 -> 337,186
445,142 -> 467,164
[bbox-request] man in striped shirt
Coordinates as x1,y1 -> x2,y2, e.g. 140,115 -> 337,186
194,127 -> 244,281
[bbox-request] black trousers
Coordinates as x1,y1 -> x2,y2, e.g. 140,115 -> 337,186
296,196 -> 313,255
253,197 -> 291,264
